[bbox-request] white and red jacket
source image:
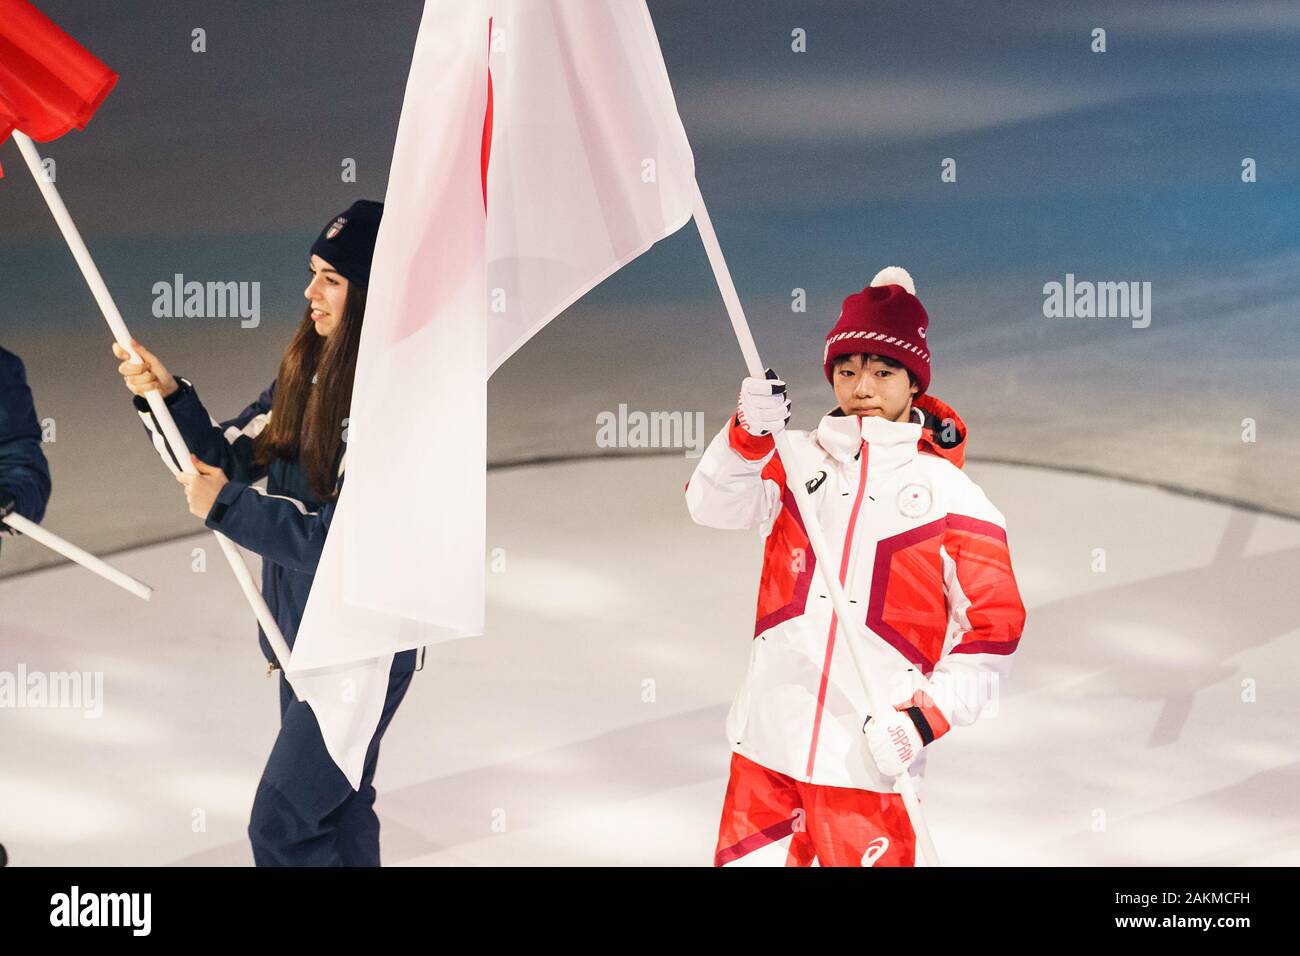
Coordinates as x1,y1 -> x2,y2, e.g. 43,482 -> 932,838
686,394 -> 1026,792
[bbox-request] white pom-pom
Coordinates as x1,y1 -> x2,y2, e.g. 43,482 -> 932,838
870,266 -> 915,295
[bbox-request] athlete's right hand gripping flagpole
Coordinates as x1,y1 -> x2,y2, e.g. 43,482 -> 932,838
691,180 -> 941,867
11,130 -> 299,694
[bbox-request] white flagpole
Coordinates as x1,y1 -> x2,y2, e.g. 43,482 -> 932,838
11,130 -> 298,684
3,514 -> 152,600
691,179 -> 941,866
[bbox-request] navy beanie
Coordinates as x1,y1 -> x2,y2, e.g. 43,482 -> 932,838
310,200 -> 384,290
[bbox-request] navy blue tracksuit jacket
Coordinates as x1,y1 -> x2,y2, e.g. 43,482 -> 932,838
0,347 -> 52,525
132,376 -> 417,672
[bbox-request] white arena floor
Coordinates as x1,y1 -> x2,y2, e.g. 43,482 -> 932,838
2,455 -> 1297,866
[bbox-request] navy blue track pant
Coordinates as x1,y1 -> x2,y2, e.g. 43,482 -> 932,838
248,663 -> 413,866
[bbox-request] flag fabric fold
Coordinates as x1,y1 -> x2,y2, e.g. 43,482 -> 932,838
289,0 -> 697,787
0,0 -> 117,176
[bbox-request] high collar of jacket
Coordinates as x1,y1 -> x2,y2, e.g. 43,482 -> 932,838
816,392 -> 969,470
816,406 -> 921,470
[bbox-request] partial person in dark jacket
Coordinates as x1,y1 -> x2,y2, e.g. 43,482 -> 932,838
112,200 -> 417,866
1,346 -> 53,866
0,347 -> 52,531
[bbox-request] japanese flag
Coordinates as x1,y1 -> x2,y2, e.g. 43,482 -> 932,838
289,0 -> 696,787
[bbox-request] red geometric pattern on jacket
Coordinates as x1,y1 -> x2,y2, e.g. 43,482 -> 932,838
939,514 -> 1025,659
867,514 -> 1023,676
866,517 -> 949,671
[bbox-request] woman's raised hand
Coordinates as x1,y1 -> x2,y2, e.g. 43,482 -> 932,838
112,339 -> 179,399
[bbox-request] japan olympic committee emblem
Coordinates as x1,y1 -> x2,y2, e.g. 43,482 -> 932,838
896,482 -> 933,518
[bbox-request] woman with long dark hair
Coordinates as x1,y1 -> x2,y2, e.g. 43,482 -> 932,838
112,200 -> 417,866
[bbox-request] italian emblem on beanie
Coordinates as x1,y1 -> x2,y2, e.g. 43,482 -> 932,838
311,200 -> 384,289
823,266 -> 932,394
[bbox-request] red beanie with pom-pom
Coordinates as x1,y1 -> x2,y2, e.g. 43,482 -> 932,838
822,266 -> 931,394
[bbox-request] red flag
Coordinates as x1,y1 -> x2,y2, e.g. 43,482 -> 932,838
0,0 -> 117,177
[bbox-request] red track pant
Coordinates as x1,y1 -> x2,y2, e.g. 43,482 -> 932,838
714,751 -> 917,866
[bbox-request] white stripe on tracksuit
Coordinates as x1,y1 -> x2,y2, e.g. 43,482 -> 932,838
135,378 -> 314,516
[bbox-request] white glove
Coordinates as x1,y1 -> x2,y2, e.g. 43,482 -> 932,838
863,708 -> 925,777
735,368 -> 791,437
